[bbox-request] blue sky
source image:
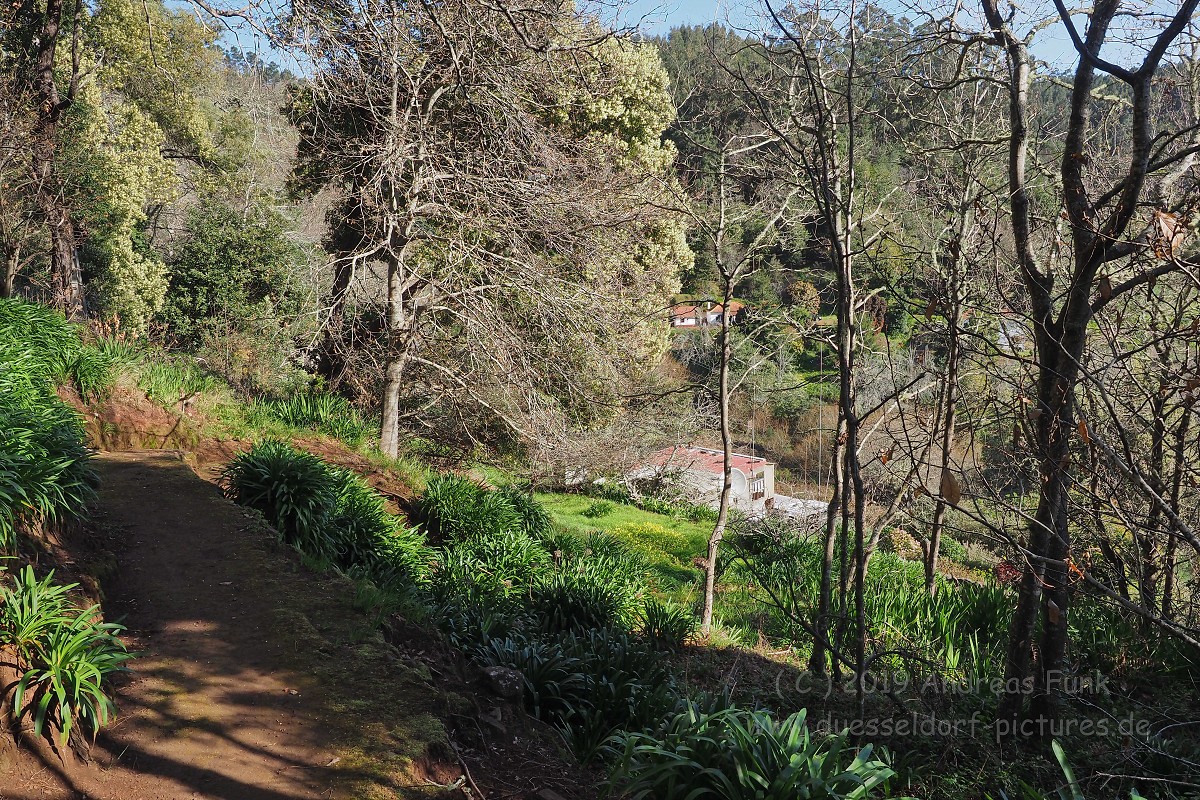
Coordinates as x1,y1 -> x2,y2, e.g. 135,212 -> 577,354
609,0 -> 1100,69
616,0 -> 729,32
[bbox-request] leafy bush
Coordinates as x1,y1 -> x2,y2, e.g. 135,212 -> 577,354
473,634 -> 587,718
585,482 -> 718,523
0,567 -> 74,661
470,625 -> 677,760
528,570 -> 634,632
581,500 -> 614,518
640,599 -> 695,650
435,597 -> 530,651
497,485 -> 554,538
415,474 -> 555,544
727,516 -> 1014,678
609,705 -> 895,800
459,529 -> 551,586
0,298 -> 114,397
878,527 -> 923,560
222,440 -> 337,556
221,440 -> 432,589
416,473 -> 517,540
0,300 -> 100,549
938,535 -> 968,563
159,199 -> 313,348
0,567 -> 132,745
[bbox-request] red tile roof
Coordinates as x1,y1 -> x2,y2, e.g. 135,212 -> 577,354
648,445 -> 768,476
670,301 -> 746,319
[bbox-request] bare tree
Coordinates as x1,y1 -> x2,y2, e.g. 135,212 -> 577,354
976,0 -> 1200,723
737,0 -> 914,693
0,82 -> 40,299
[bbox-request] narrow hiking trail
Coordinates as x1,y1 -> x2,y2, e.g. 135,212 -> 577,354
3,450 -> 456,800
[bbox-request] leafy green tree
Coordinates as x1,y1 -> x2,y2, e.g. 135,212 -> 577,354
58,81 -> 175,331
1,0 -> 246,328
160,199 -> 311,347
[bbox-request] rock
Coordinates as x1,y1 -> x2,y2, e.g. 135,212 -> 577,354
480,706 -> 506,733
481,665 -> 523,699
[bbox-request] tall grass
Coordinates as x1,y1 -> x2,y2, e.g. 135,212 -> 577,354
247,393 -> 376,448
137,360 -> 222,407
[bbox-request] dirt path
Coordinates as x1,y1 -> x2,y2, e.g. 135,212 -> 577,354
4,450 -> 455,800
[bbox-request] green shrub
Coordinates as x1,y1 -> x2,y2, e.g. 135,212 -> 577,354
93,334 -> 140,365
497,485 -> 554,538
640,599 -> 695,650
472,634 -> 587,718
417,473 -> 515,540
0,566 -> 74,661
0,567 -> 132,746
221,440 -> 432,589
470,625 -> 676,760
581,500 -> 614,518
519,532 -> 647,632
938,535 -> 968,563
0,297 -> 113,397
159,200 -> 314,365
222,440 -> 337,557
577,531 -> 647,581
609,705 -> 895,800
528,570 -> 634,632
435,597 -> 529,651
0,300 -> 99,549
459,529 -> 551,586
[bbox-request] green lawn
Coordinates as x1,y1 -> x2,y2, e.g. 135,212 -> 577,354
535,492 -> 711,588
537,493 -> 770,645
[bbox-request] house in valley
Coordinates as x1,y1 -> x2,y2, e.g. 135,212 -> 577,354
669,300 -> 746,328
634,445 -> 776,512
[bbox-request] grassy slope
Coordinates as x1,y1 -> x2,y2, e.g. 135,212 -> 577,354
536,492 -> 710,586
82,342 -> 1199,800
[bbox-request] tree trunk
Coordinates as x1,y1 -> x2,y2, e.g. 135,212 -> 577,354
925,233 -> 964,596
379,248 -> 413,458
1019,323 -> 1086,725
1,244 -> 18,299
1138,385 -> 1168,623
380,353 -> 405,458
701,276 -> 735,635
809,406 -> 845,676
1160,409 -> 1191,622
30,0 -> 83,318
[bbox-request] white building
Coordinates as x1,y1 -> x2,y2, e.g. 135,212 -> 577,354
636,445 -> 776,512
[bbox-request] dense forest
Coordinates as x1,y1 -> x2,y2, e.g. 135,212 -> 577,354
2,0 -> 1199,797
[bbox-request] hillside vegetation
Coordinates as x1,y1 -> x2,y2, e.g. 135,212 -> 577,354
3,0 -> 1200,794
